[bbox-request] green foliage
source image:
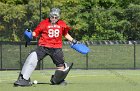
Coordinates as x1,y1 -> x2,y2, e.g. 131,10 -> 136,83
0,0 -> 140,41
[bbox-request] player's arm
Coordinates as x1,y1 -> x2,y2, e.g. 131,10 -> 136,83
64,33 -> 78,44
33,19 -> 47,38
64,33 -> 73,42
64,33 -> 90,54
24,21 -> 44,47
32,32 -> 36,37
63,24 -> 78,44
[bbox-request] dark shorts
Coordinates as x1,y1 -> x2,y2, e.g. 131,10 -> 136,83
33,46 -> 65,67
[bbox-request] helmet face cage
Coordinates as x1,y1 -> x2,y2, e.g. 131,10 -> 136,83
49,8 -> 61,24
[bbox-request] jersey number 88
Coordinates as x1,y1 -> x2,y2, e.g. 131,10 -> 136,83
48,29 -> 60,37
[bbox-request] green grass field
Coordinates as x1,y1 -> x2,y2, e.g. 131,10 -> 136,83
0,70 -> 140,91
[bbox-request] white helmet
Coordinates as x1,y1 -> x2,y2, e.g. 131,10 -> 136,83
49,8 -> 61,24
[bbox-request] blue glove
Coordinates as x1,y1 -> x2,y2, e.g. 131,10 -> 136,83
24,29 -> 33,42
71,39 -> 90,54
71,43 -> 90,54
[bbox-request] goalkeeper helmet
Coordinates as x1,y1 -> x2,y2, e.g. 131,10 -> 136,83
49,8 -> 61,24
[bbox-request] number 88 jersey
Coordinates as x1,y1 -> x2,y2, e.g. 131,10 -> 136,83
33,18 -> 71,48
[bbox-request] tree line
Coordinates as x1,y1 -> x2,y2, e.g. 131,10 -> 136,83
0,0 -> 140,41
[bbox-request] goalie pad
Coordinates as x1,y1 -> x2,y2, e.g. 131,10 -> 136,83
50,63 -> 73,84
21,51 -> 38,80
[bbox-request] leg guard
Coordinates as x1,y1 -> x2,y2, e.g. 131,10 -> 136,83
50,63 -> 73,84
14,51 -> 38,86
21,51 -> 38,80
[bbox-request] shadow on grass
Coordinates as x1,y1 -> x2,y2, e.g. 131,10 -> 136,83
7,82 -> 77,87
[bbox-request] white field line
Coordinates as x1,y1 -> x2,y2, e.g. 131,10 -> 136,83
0,78 -> 17,83
1,72 -> 140,77
1,71 -> 140,81
0,73 -> 17,81
68,73 -> 140,78
0,74 -> 17,77
69,75 -> 105,78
